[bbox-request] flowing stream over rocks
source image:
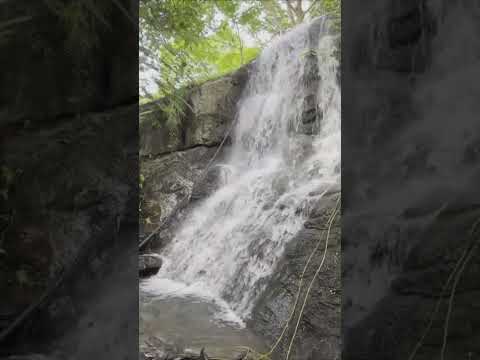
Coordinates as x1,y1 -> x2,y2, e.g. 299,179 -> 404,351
140,17 -> 340,357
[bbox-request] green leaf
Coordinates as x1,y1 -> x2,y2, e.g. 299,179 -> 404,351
139,0 -> 340,104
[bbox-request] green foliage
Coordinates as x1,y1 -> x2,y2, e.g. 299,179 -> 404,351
310,0 -> 341,33
161,87 -> 187,138
140,0 -> 341,116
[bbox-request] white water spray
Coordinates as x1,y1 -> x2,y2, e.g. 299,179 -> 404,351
142,17 -> 340,322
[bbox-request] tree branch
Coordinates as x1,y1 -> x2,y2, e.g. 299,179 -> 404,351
305,0 -> 320,16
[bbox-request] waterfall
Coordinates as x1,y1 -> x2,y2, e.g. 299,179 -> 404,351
142,17 -> 340,322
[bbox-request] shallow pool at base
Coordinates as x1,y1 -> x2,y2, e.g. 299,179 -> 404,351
140,285 -> 267,358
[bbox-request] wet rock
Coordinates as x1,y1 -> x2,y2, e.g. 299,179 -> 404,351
139,254 -> 163,278
233,351 -> 249,360
199,348 -> 208,360
297,93 -> 322,135
272,174 -> 289,196
140,338 -> 178,360
284,135 -> 314,166
302,108 -> 318,125
140,146 -> 218,238
191,165 -> 225,202
139,64 -> 251,253
140,64 -> 251,242
186,65 -> 249,148
250,193 -> 341,360
140,337 -> 217,360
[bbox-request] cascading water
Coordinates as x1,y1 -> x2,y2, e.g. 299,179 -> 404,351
142,17 -> 340,326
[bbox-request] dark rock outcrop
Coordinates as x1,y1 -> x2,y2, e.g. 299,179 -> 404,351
139,65 -> 251,243
140,64 -> 250,158
139,254 -> 163,278
140,341 -> 247,360
140,336 -> 207,360
140,146 -> 220,244
190,165 -> 230,202
250,192 -> 341,360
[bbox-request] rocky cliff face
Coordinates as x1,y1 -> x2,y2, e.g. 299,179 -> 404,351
139,65 -> 251,242
140,65 -> 249,157
250,192 -> 340,360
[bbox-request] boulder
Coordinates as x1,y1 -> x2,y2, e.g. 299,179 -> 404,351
139,254 -> 163,278
140,336 -> 211,360
190,165 -> 231,202
185,65 -> 249,148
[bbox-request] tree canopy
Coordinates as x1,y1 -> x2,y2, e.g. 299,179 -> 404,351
139,0 -> 340,105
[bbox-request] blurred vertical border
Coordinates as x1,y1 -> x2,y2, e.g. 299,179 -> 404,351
0,1 -> 139,359
342,0 -> 480,359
